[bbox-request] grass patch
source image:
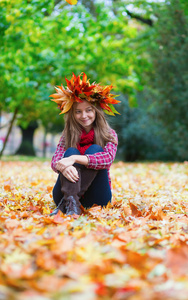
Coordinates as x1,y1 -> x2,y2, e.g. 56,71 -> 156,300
1,155 -> 51,162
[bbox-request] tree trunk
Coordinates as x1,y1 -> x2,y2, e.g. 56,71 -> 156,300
16,121 -> 38,156
43,128 -> 47,158
0,107 -> 18,158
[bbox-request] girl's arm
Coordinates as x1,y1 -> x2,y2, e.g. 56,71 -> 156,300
53,129 -> 118,172
85,129 -> 118,170
52,134 -> 89,173
86,138 -> 117,170
51,135 -> 66,173
55,155 -> 88,173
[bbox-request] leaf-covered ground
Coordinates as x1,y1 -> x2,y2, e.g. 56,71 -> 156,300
0,160 -> 188,300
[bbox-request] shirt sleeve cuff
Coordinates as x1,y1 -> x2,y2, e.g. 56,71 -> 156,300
86,154 -> 96,168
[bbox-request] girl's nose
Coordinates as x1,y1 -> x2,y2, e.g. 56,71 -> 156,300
82,111 -> 87,118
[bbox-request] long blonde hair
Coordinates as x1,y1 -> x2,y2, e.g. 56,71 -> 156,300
63,102 -> 117,149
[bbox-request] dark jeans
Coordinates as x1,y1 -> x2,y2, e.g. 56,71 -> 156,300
52,145 -> 112,208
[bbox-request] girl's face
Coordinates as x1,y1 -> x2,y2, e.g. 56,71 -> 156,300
74,100 -> 96,132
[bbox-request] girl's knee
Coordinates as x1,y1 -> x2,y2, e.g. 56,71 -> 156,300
64,147 -> 80,157
85,144 -> 103,155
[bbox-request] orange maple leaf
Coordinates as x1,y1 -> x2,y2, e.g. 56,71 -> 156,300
128,201 -> 142,217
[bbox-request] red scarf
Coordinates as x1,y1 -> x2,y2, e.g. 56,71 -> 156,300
77,128 -> 95,155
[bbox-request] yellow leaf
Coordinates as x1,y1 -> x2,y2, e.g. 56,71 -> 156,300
65,0 -> 77,5
42,205 -> 51,214
4,205 -> 10,212
36,227 -> 46,235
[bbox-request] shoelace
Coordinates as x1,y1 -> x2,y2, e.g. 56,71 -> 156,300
65,196 -> 82,215
57,197 -> 64,209
65,197 -> 76,211
50,197 -> 65,216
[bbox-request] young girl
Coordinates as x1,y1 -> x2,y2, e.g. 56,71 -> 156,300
50,73 -> 120,216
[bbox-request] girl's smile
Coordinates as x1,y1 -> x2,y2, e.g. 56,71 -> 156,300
74,100 -> 96,132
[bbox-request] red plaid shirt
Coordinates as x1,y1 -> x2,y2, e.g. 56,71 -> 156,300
51,128 -> 118,187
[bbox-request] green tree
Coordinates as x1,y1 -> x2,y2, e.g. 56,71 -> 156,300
0,0 -> 56,155
145,0 -> 188,160
1,0 -> 146,156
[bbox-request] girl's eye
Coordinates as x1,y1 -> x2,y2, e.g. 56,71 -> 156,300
76,111 -> 81,114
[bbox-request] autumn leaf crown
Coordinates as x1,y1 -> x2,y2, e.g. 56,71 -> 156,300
50,73 -> 120,116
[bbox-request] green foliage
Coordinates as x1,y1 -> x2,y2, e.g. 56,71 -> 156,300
0,0 -> 144,129
2,0 -> 187,161
145,0 -> 188,161
0,0 -> 56,126
111,95 -> 170,162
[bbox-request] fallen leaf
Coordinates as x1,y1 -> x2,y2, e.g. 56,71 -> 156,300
0,161 -> 188,299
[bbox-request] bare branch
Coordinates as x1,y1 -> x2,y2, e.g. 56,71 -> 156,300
125,9 -> 153,26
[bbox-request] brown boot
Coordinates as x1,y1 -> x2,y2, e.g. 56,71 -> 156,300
64,196 -> 82,215
60,170 -> 82,215
50,197 -> 66,216
78,167 -> 98,199
60,167 -> 98,215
